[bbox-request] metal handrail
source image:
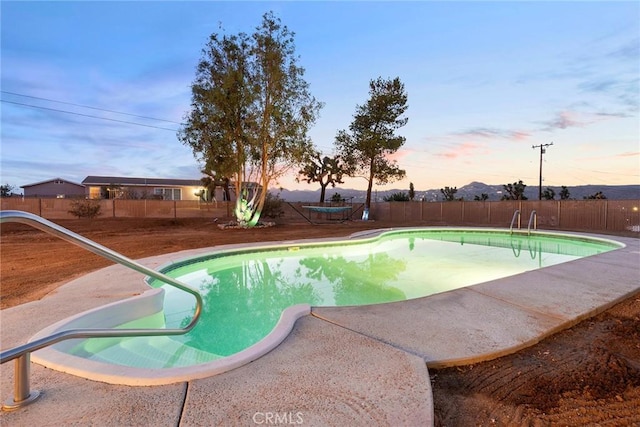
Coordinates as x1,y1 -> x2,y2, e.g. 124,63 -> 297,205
0,210 -> 203,411
527,210 -> 537,236
509,209 -> 521,234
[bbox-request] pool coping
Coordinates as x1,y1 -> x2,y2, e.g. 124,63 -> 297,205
1,227 -> 638,425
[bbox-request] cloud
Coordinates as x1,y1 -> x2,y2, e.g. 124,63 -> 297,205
607,37 -> 640,62
595,111 -> 633,119
1,55 -> 195,187
1,159 -> 94,186
538,108 -> 638,133
455,127 -> 531,142
413,125 -> 532,164
515,33 -> 639,121
386,149 -> 410,162
578,78 -> 620,93
538,111 -> 585,132
434,142 -> 488,159
578,75 -> 639,110
616,151 -> 639,158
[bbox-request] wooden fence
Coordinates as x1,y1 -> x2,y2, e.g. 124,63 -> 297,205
0,198 -> 232,220
1,198 -> 639,233
365,199 -> 640,233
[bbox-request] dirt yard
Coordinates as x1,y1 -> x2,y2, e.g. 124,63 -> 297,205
1,217 -> 639,425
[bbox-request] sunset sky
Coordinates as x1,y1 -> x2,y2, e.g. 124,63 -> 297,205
2,1 -> 638,194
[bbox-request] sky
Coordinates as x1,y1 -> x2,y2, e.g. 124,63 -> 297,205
1,1 -> 639,195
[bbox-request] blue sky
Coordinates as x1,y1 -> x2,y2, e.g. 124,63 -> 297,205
2,1 -> 638,194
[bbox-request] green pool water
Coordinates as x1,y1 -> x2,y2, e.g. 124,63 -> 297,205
72,229 -> 620,368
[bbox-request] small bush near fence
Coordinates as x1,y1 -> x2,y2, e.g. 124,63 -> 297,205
262,192 -> 285,218
68,200 -> 102,219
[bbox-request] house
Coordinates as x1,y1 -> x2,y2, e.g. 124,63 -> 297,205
81,176 -> 212,201
21,175 -> 251,201
21,178 -> 86,198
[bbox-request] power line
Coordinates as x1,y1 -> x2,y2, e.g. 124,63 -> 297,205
1,90 -> 182,124
1,100 -> 179,132
532,142 -> 553,200
565,166 -> 640,177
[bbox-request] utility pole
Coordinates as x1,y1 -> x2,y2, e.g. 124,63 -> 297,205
532,142 -> 553,200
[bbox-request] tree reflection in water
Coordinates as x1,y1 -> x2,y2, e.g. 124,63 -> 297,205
299,253 -> 407,306
177,250 -> 406,355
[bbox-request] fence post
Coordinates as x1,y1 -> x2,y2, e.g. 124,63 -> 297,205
112,199 -> 116,218
461,201 -> 465,223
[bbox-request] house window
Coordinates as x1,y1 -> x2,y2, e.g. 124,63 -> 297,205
54,179 -> 64,185
154,188 -> 181,200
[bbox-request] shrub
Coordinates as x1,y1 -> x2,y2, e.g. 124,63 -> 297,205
0,184 -> 15,197
261,192 -> 285,218
330,193 -> 344,203
68,199 -> 102,219
383,192 -> 410,202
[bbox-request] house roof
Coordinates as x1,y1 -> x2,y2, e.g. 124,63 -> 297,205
81,176 -> 204,187
21,177 -> 85,188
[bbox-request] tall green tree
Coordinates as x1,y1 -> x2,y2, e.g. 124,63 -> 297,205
179,12 -> 322,227
559,186 -> 571,200
297,151 -> 345,203
335,77 -> 409,214
179,29 -> 253,213
408,182 -> 415,201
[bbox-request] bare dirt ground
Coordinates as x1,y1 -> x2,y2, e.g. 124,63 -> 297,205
1,217 -> 639,426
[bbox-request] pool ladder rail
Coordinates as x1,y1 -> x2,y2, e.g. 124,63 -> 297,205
510,209 -> 537,235
0,210 -> 204,411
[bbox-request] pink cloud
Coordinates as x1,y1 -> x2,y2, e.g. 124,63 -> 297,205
545,111 -> 582,130
456,128 -> 531,141
540,109 -> 635,133
616,151 -> 640,158
538,110 -> 617,132
387,148 -> 410,162
435,142 -> 487,159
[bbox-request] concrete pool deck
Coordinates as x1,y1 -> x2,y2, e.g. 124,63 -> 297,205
1,231 -> 639,426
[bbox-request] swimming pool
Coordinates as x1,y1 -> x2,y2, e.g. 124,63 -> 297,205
29,227 -> 623,385
58,228 -> 620,373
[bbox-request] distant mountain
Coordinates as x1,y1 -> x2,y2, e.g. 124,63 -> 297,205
274,182 -> 640,202
453,182 -> 640,201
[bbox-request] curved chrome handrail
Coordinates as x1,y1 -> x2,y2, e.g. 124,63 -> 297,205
509,209 -> 521,234
0,210 -> 203,410
527,210 -> 537,236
